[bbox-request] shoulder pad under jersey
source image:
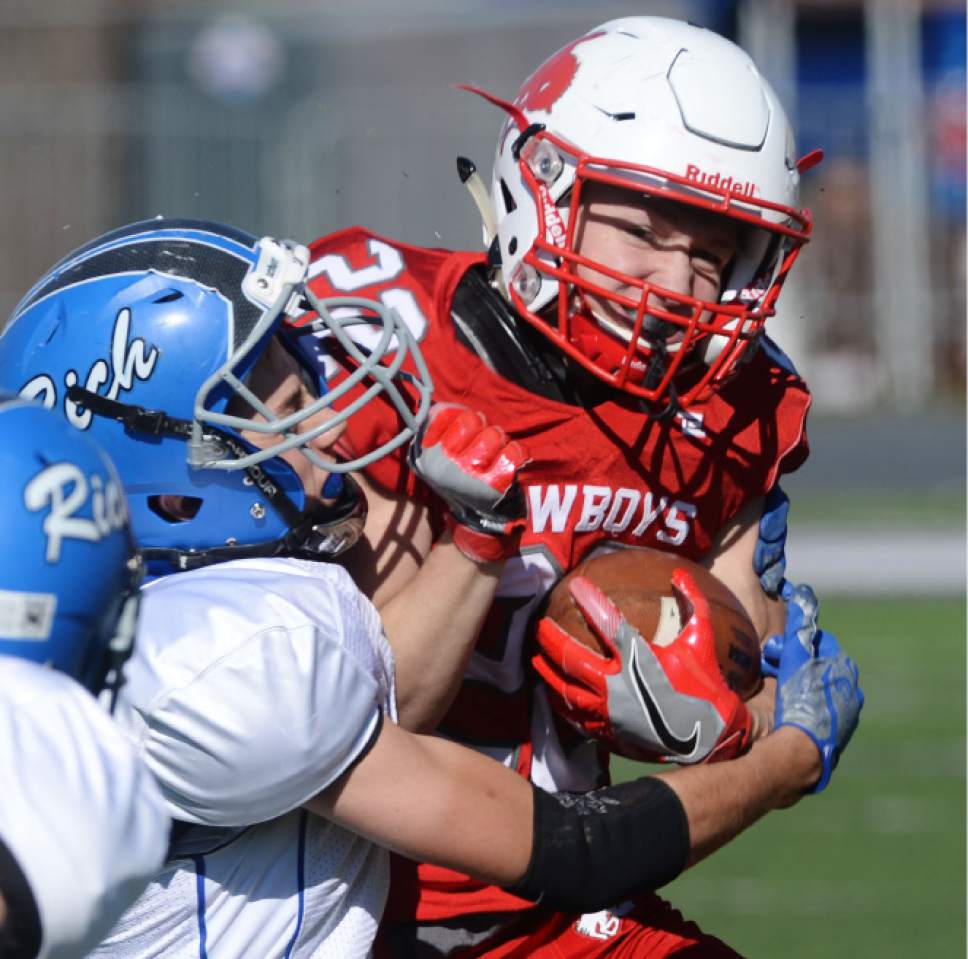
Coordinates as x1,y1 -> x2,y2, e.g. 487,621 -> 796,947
450,266 -> 573,404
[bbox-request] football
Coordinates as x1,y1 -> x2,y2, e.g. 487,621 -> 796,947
544,547 -> 762,700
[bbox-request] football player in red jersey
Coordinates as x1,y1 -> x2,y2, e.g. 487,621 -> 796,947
293,17 -> 863,958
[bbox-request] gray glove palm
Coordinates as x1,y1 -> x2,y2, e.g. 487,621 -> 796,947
766,583 -> 864,792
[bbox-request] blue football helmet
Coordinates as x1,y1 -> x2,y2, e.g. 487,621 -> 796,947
0,218 -> 432,574
0,394 -> 141,700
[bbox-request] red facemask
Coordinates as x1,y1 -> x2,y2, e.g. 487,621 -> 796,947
503,129 -> 815,408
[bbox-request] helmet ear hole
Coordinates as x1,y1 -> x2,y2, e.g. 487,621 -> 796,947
148,495 -> 202,523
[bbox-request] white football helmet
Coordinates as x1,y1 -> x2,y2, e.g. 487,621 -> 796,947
469,17 -> 819,407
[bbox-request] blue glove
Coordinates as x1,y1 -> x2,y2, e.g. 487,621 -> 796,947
767,583 -> 864,792
761,580 -> 826,679
753,486 -> 789,596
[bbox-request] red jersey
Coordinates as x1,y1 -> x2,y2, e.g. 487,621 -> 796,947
300,226 -> 811,920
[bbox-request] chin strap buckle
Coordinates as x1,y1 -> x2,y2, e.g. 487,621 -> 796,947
127,405 -> 168,436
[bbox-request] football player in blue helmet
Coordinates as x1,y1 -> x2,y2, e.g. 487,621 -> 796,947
0,220 -> 861,958
0,218 -> 433,576
0,393 -> 141,703
0,395 -> 169,958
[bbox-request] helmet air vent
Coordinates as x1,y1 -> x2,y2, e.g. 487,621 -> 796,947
153,290 -> 184,304
500,179 -> 517,214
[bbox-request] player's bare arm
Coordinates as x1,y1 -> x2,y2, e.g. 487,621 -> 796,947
701,495 -> 788,740
658,726 -> 821,866
310,718 -> 534,886
344,407 -> 529,732
341,471 -> 433,605
344,480 -> 504,730
702,496 -> 786,641
312,717 -> 816,894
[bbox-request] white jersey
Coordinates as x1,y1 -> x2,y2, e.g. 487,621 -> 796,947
0,658 -> 169,959
92,557 -> 396,959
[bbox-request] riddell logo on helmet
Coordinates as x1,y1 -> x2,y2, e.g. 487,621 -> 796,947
684,165 -> 757,198
538,184 -> 567,248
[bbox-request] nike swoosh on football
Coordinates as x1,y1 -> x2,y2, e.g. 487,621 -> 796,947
629,642 -> 701,755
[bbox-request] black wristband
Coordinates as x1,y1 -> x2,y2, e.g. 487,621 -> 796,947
0,835 -> 42,958
510,777 -> 690,913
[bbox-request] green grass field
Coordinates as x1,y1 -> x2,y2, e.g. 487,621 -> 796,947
612,596 -> 966,958
781,488 -> 966,530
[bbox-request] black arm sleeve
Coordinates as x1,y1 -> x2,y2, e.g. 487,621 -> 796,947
0,835 -> 42,959
509,776 -> 690,913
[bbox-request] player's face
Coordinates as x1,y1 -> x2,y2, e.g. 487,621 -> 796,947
234,336 -> 345,510
572,183 -> 741,350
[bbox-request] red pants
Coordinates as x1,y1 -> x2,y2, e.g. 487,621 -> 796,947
376,894 -> 744,958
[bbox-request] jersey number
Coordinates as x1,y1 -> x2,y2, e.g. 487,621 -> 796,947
309,239 -> 428,342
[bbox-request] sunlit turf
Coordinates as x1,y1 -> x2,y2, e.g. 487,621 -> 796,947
611,597 -> 966,959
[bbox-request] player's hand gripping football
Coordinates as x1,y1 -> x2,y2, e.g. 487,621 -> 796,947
532,570 -> 753,764
407,403 -> 529,564
763,582 -> 864,792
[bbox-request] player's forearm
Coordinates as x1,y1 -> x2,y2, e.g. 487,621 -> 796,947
701,496 -> 783,742
744,675 -> 777,742
324,721 -> 685,904
314,720 -> 534,887
514,729 -> 818,912
657,725 -> 821,867
321,720 -> 818,915
381,534 -> 503,731
702,494 -> 786,643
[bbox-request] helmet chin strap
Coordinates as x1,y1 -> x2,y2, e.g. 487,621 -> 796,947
640,345 -> 681,422
568,293 -> 684,420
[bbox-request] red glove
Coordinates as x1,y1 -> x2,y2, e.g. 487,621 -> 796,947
532,569 -> 753,764
408,404 -> 530,564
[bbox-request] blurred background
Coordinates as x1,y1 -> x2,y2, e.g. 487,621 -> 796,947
0,0 -> 963,418
0,1 -> 962,955
0,0 -> 963,587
